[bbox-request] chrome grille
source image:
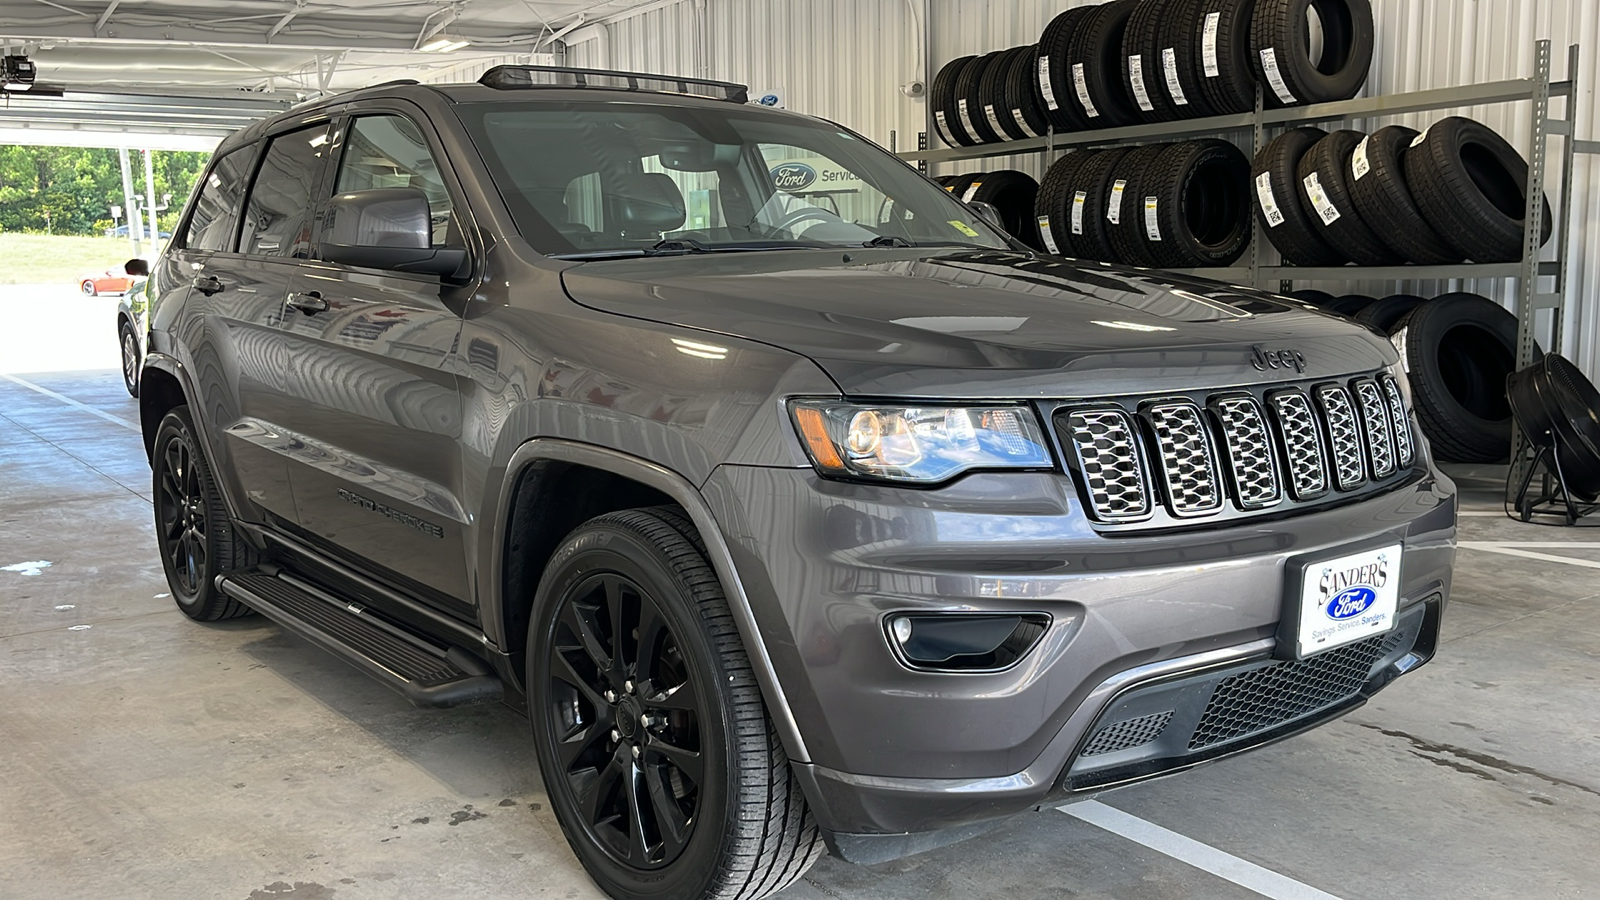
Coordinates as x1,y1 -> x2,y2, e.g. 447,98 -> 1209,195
1145,402 -> 1222,516
1212,396 -> 1281,508
1065,410 -> 1151,521
1381,376 -> 1414,467
1268,391 -> 1329,500
1354,379 -> 1396,478
1315,385 -> 1367,491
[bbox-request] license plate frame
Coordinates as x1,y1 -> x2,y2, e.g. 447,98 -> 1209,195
1277,539 -> 1403,660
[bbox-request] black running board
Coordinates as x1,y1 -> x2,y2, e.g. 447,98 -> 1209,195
217,569 -> 503,708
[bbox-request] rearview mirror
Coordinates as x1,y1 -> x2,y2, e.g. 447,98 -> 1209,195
318,188 -> 467,277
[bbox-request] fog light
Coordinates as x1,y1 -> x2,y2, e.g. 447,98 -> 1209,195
885,613 -> 1051,672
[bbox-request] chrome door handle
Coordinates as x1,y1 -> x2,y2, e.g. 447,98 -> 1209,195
286,291 -> 328,315
192,274 -> 224,296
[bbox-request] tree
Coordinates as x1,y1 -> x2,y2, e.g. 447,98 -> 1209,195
0,145 -> 211,236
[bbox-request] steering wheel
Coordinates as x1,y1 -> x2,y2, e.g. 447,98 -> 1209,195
768,206 -> 839,235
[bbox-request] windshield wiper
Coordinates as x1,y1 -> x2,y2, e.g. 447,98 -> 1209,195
862,235 -> 915,248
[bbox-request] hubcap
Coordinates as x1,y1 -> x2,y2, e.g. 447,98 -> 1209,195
157,434 -> 207,596
545,572 -> 703,870
122,333 -> 138,384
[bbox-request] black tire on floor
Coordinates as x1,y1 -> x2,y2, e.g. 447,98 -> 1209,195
1137,138 -> 1253,267
1038,7 -> 1098,132
958,51 -> 1008,144
1035,150 -> 1101,257
931,56 -> 979,146
119,319 -> 141,398
1105,144 -> 1171,266
1249,0 -> 1374,107
152,406 -> 255,622
1068,147 -> 1131,261
1152,0 -> 1222,120
1353,293 -> 1427,332
1345,126 -> 1461,265
1252,127 -> 1347,266
1296,129 -> 1401,265
1403,116 -> 1555,263
1391,293 -> 1523,462
529,507 -> 823,900
1003,43 -> 1053,140
1122,0 -> 1182,122
1326,293 -> 1379,317
970,170 -> 1042,249
1066,0 -> 1145,128
1194,0 -> 1261,115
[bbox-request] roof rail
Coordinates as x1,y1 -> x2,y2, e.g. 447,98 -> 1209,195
477,65 -> 748,104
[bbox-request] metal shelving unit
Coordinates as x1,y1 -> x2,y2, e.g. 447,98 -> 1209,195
898,40 -> 1583,379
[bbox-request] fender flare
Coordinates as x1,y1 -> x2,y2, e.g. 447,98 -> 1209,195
139,351 -> 249,526
491,438 -> 811,764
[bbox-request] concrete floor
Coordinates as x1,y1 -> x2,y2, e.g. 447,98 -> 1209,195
3,290 -> 1599,899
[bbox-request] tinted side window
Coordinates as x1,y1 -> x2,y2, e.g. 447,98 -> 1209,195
184,147 -> 255,252
240,123 -> 333,258
334,115 -> 457,247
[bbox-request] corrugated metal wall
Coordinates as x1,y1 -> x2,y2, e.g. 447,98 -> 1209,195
563,0 -> 1598,375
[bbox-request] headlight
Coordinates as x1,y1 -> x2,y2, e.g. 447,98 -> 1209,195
789,401 -> 1054,484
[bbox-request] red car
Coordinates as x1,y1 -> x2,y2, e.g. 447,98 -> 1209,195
79,269 -> 134,296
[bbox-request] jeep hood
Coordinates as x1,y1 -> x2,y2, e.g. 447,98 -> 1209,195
560,249 -> 1397,399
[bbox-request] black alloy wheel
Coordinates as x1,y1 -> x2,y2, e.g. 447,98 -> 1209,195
544,568 -> 705,869
152,407 -> 254,620
119,322 -> 140,398
157,429 -> 209,598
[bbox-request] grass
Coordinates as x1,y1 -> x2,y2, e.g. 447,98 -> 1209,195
0,233 -> 166,286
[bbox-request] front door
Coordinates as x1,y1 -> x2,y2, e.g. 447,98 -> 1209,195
275,111 -> 475,619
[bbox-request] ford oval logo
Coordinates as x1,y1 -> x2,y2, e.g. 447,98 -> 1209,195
770,162 -> 817,192
1325,586 -> 1377,620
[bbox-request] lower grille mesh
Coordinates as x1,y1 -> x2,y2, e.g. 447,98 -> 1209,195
1082,710 -> 1174,756
1187,630 -> 1408,750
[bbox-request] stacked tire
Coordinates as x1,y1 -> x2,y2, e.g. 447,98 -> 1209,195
935,170 -> 1044,249
1252,116 -> 1553,265
930,0 -> 1376,147
1033,138 -> 1251,267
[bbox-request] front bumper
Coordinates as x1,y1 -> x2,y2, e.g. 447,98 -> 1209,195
701,462 -> 1456,840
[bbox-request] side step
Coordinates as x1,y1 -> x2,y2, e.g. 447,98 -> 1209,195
217,569 -> 503,709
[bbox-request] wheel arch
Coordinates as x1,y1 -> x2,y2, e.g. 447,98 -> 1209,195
492,438 -> 811,765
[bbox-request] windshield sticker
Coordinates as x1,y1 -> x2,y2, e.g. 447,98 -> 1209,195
948,220 -> 981,237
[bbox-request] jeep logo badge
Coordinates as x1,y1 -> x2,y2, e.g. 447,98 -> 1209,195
1251,345 -> 1307,373
770,162 -> 817,192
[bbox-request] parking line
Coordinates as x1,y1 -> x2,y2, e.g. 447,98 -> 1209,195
0,373 -> 139,432
1061,801 -> 1345,900
1458,542 -> 1600,570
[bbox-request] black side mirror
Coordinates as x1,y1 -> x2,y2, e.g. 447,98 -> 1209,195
965,199 -> 1005,232
318,188 -> 467,277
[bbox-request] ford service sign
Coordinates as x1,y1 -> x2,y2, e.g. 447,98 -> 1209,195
770,162 -> 818,192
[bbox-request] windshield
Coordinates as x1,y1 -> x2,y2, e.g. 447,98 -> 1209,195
453,99 -> 1013,257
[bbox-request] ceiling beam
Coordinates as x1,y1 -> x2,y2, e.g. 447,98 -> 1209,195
266,2 -> 306,41
92,0 -> 118,33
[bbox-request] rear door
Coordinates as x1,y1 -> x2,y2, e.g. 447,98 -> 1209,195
275,109 -> 476,619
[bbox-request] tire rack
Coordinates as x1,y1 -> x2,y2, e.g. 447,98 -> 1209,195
898,40 -> 1589,498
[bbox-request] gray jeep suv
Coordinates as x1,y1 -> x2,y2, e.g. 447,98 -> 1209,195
139,66 -> 1456,900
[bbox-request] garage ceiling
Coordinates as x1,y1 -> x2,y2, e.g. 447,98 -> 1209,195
0,0 -> 673,148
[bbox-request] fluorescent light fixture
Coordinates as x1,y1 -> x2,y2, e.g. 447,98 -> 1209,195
1091,320 -> 1176,333
419,36 -> 470,52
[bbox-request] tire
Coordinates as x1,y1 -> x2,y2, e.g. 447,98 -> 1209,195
1137,138 -> 1253,266
1122,0 -> 1182,122
1249,0 -> 1374,106
943,172 -> 983,201
1035,150 -> 1099,257
1391,294 -> 1523,462
970,170 -> 1042,250
1105,143 -> 1170,266
1070,147 -> 1132,261
1345,126 -> 1460,265
979,47 -> 1031,142
152,407 -> 255,622
1003,44 -> 1053,140
1038,7 -> 1097,132
529,507 -> 822,900
1252,127 -> 1347,266
1326,293 -> 1378,317
1194,0 -> 1260,115
957,51 -> 1007,144
1353,293 -> 1426,332
1066,0 -> 1145,128
1296,129 -> 1401,265
1404,116 -> 1554,263
1287,288 -> 1335,306
1153,0 -> 1222,120
119,319 -> 140,398
81,280 -> 97,296
931,56 -> 978,146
